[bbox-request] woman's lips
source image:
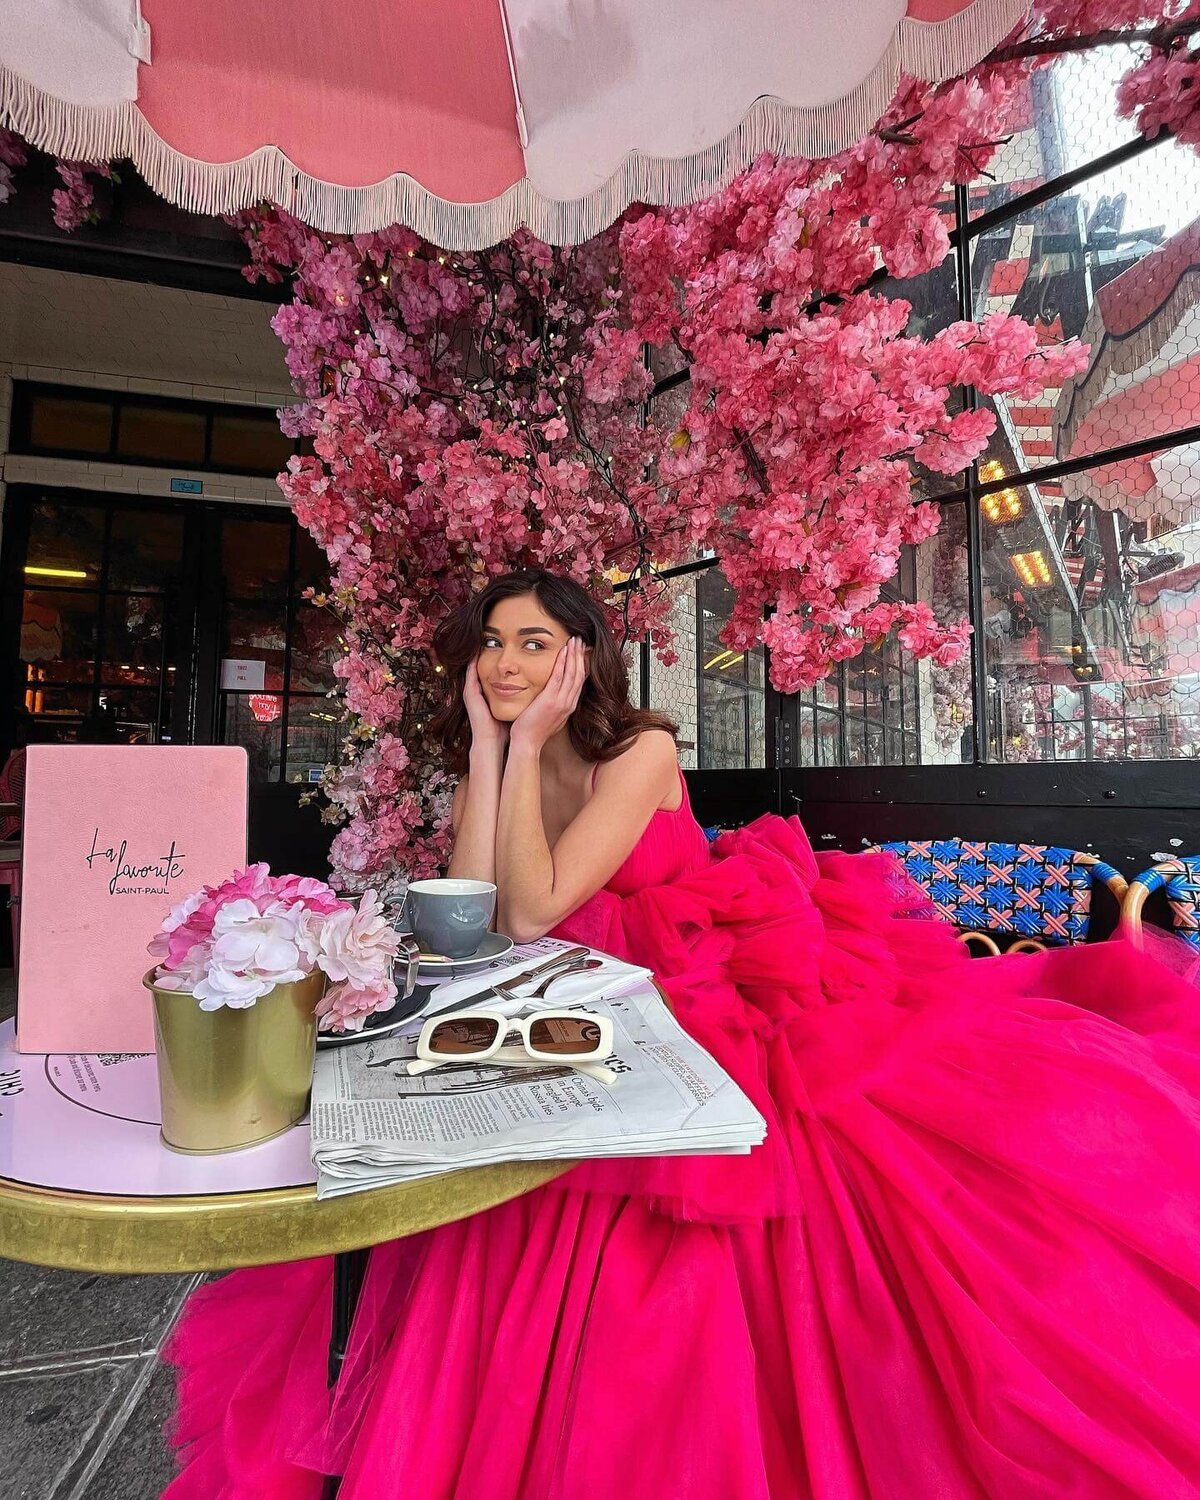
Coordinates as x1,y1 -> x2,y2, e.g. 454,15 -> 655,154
489,684 -> 526,697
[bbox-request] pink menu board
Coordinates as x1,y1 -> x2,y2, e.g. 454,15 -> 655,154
16,745 -> 249,1054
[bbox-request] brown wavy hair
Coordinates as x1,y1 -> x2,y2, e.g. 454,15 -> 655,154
430,570 -> 677,775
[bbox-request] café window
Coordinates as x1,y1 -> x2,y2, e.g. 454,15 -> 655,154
14,494 -> 184,746
218,521 -> 342,785
636,46 -> 1200,774
5,492 -> 340,782
11,383 -> 300,476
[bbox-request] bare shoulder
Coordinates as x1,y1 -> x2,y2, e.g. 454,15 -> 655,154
594,730 -> 679,805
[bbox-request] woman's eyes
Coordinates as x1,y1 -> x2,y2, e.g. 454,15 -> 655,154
480,639 -> 546,651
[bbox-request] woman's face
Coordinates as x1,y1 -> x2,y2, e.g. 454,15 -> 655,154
476,593 -> 573,721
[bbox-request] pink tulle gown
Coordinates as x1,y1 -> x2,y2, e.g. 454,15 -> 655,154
165,777 -> 1200,1499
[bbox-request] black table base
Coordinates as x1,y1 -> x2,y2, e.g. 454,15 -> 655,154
323,1247 -> 370,1500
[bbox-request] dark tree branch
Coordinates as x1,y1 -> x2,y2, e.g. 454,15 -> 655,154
987,16 -> 1200,66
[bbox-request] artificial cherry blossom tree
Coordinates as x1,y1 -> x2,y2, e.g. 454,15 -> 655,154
228,64 -> 1088,890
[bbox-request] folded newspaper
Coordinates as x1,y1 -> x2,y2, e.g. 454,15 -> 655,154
310,953 -> 766,1199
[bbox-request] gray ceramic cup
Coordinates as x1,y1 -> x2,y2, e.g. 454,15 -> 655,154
403,878 -> 497,959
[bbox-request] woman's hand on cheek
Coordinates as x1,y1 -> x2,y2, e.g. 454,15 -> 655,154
509,638 -> 586,753
464,659 -> 509,751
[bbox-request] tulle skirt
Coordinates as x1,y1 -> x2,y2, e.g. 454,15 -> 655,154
164,817 -> 1200,1499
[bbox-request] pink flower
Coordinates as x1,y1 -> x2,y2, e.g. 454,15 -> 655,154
269,872 -> 343,913
190,898 -> 309,1009
316,975 -> 398,1033
313,889 -> 401,989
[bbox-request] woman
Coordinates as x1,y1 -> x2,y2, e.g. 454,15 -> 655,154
167,570 -> 1200,1500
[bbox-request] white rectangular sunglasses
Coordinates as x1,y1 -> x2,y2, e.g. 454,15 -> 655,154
408,1008 -> 616,1085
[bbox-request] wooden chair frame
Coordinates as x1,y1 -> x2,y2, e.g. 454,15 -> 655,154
1122,857 -> 1200,952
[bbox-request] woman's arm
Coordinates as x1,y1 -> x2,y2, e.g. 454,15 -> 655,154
446,747 -> 504,882
495,640 -> 679,941
446,660 -> 507,883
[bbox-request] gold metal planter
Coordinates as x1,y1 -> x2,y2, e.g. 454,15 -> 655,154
143,969 -> 324,1154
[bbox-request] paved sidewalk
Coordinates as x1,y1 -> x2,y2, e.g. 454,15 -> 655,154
0,971 -> 186,1500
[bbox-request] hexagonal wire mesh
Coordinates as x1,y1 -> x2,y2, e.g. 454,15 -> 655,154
981,437 -> 1200,763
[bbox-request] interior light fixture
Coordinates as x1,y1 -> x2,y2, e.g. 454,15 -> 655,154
979,460 -> 1024,524
704,649 -> 736,671
982,487 -> 1023,524
1009,550 -> 1052,588
24,565 -> 88,580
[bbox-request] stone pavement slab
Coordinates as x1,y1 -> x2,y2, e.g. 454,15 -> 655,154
0,970 -> 190,1498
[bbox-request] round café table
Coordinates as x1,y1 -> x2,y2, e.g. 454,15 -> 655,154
0,1018 -> 569,1497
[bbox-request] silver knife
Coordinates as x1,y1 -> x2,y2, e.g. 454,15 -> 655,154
422,945 -> 591,1018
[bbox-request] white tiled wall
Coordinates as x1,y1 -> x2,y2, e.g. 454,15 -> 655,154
0,263 -> 288,394
0,265 -> 301,552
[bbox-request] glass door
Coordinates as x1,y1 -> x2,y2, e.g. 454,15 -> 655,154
4,488 -> 189,747
210,513 -> 340,785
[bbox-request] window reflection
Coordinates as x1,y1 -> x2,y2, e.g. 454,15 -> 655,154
697,569 -> 766,771
20,590 -> 97,686
285,696 -> 342,785
25,501 -> 104,586
982,442 -> 1200,762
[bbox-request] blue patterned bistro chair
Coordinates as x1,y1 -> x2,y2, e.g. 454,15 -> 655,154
1122,857 -> 1200,956
871,839 -> 1128,955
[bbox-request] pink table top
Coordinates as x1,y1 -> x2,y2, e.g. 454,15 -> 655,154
0,1019 -> 315,1199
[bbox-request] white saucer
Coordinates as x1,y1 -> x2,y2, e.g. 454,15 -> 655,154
416,931 -> 514,973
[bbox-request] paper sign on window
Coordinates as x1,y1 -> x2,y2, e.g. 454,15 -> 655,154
220,658 -> 267,691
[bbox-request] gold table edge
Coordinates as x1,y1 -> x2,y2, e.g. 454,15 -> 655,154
0,1162 -> 574,1273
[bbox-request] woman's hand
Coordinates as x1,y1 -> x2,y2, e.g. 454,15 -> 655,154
509,637 -> 587,753
463,659 -> 509,753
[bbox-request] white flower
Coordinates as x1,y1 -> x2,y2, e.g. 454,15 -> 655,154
191,898 -> 311,1011
293,905 -> 327,969
162,889 -> 205,933
152,943 -> 209,993
147,889 -> 207,959
193,965 -> 273,1011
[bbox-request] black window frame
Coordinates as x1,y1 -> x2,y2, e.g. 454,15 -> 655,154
0,486 -> 338,780
10,381 -> 301,477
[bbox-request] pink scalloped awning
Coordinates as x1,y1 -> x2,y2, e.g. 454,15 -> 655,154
0,0 -> 1029,249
